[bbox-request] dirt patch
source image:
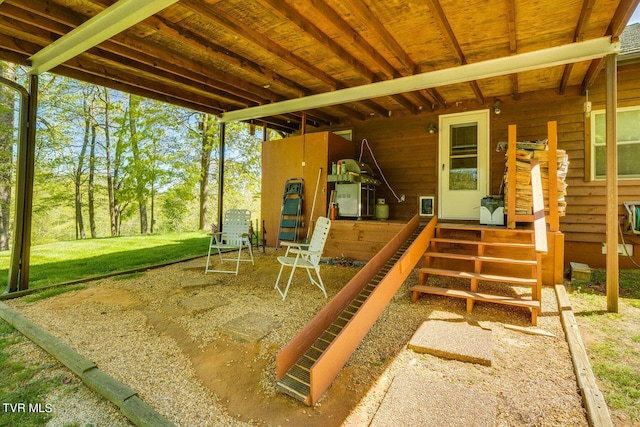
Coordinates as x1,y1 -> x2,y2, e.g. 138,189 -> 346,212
46,287 -> 139,310
6,249 -> 589,426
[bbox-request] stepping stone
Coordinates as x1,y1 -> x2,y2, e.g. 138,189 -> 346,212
177,295 -> 228,314
181,260 -> 206,271
220,313 -> 279,343
370,367 -> 497,427
408,320 -> 493,366
181,277 -> 215,289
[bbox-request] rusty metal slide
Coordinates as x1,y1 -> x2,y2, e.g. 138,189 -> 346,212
275,215 -> 437,406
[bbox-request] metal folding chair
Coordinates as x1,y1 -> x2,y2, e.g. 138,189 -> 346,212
274,217 -> 331,300
205,209 -> 254,275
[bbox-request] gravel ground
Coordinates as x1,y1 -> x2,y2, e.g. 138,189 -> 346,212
5,248 -> 588,426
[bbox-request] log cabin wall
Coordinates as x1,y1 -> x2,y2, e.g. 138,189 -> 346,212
340,61 -> 640,269
349,113 -> 441,223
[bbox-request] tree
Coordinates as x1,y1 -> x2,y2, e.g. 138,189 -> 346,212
199,113 -> 215,230
0,62 -> 15,250
126,94 -> 148,233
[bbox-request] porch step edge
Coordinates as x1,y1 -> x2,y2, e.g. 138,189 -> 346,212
418,267 -> 537,285
424,252 -> 537,265
409,285 -> 540,309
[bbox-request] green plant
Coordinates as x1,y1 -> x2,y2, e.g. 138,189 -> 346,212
0,231 -> 209,290
567,269 -> 640,422
0,321 -> 58,427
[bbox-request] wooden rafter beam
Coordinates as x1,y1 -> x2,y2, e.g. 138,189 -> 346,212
177,0 -> 378,121
6,1 -> 285,102
0,6 -> 263,108
0,12 -> 327,130
344,0 -> 415,75
302,0 -> 396,79
256,0 -> 374,82
559,0 -> 596,94
254,0 -> 415,115
220,37 -> 619,123
27,0 -> 179,74
580,0 -> 640,93
424,0 -> 485,105
179,0 -> 337,90
337,0 -> 433,110
506,0 -> 520,99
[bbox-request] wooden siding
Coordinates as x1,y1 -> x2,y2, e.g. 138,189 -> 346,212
343,61 -> 640,268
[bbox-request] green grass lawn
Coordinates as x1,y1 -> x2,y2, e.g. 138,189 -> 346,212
0,321 -> 59,427
567,269 -> 640,423
0,231 -> 210,290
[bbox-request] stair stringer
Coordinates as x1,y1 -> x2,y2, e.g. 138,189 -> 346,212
276,214 -> 437,406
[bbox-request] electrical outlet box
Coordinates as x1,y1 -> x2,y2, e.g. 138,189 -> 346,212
601,243 -> 634,256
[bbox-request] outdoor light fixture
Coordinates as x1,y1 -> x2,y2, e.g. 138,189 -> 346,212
493,100 -> 502,115
584,90 -> 592,118
427,123 -> 438,134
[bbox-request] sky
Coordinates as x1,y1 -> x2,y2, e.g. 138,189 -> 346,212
631,5 -> 640,24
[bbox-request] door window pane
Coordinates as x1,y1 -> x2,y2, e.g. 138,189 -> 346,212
449,123 -> 478,190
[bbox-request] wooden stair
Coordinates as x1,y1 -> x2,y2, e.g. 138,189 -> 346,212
409,223 -> 542,325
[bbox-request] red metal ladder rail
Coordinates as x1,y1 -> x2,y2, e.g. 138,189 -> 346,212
275,215 -> 437,405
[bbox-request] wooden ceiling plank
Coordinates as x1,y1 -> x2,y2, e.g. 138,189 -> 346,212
580,0 -> 638,93
248,0 -> 406,117
312,0 -> 423,113
151,14 -> 308,97
559,0 -> 596,94
424,0 -> 484,104
179,0 -> 338,90
28,0 -> 179,74
307,0 -> 397,79
219,37 -> 619,122
344,0 -> 415,75
255,0 -> 375,83
58,0 -> 271,88
4,1 -> 285,105
506,0 -> 520,99
1,4 -> 284,110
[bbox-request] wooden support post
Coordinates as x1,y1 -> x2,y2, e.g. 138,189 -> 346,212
605,53 -> 618,313
7,74 -> 37,293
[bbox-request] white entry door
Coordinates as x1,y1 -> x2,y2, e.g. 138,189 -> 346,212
439,110 -> 490,219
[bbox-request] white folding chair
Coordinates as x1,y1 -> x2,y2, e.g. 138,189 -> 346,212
205,209 -> 254,275
274,217 -> 331,300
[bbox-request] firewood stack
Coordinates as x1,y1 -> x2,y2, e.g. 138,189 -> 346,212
504,140 -> 569,216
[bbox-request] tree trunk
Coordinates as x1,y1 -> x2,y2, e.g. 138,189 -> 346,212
88,123 -> 97,238
102,88 -> 118,237
128,94 -> 148,234
150,181 -> 155,234
0,63 -> 15,250
74,109 -> 90,240
199,113 -> 213,230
